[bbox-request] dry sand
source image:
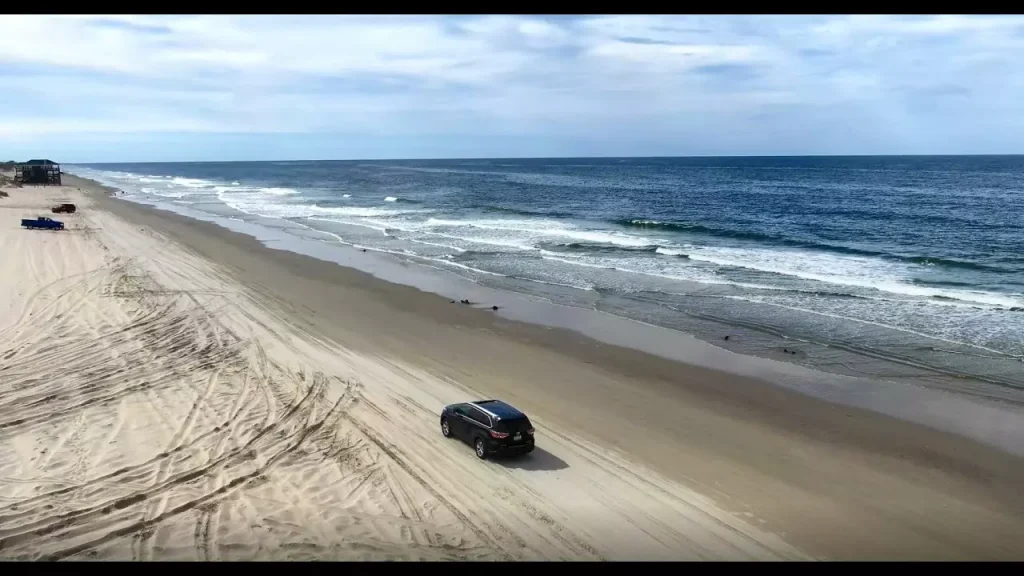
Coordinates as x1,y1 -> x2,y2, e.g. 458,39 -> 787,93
0,177 -> 1021,561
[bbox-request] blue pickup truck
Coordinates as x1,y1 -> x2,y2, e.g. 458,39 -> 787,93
21,217 -> 64,230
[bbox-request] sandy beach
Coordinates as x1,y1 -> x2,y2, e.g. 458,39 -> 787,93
0,176 -> 1022,561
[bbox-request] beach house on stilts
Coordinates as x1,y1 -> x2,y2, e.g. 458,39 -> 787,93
14,159 -> 62,185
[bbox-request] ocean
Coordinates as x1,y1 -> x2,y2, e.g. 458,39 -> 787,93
68,156 -> 1024,406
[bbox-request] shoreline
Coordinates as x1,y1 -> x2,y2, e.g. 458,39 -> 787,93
69,161 -> 1024,410
61,174 -> 1024,559
72,175 -> 1024,457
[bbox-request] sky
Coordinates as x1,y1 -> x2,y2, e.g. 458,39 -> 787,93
1,14 -> 1024,163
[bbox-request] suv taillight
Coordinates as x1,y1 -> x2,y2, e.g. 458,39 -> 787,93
489,430 -> 509,439
527,428 -> 535,435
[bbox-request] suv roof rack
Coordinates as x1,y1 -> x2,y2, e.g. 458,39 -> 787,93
470,400 -> 525,420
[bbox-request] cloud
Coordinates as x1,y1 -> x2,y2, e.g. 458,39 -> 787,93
0,15 -> 1023,161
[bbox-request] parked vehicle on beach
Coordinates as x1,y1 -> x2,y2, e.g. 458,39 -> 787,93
21,217 -> 64,230
51,203 -> 76,214
440,399 -> 535,459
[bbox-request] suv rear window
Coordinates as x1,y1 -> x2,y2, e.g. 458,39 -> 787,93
467,408 -> 491,427
495,417 -> 531,433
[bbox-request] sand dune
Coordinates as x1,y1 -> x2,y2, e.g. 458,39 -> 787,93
0,185 -> 808,560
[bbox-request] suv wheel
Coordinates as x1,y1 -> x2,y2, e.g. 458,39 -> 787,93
474,437 -> 487,460
440,418 -> 451,438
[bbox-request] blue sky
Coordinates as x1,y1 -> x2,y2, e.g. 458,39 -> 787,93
2,14 -> 1023,162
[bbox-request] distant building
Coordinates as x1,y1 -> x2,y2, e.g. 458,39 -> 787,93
14,159 -> 61,185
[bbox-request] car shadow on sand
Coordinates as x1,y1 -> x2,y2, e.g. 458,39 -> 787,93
492,446 -> 569,472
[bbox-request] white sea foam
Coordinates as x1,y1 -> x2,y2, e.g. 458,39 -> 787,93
421,218 -> 656,249
312,205 -> 426,218
424,231 -> 536,252
144,187 -> 188,199
214,185 -> 296,195
170,176 -> 215,188
384,196 -> 398,202
684,246 -> 1024,308
215,190 -> 432,221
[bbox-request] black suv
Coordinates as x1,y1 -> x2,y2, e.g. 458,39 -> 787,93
440,400 -> 535,459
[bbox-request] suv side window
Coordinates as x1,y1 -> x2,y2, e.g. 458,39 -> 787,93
467,407 -> 491,427
454,405 -> 470,417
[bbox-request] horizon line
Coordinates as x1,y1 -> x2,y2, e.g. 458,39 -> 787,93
55,152 -> 1024,165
